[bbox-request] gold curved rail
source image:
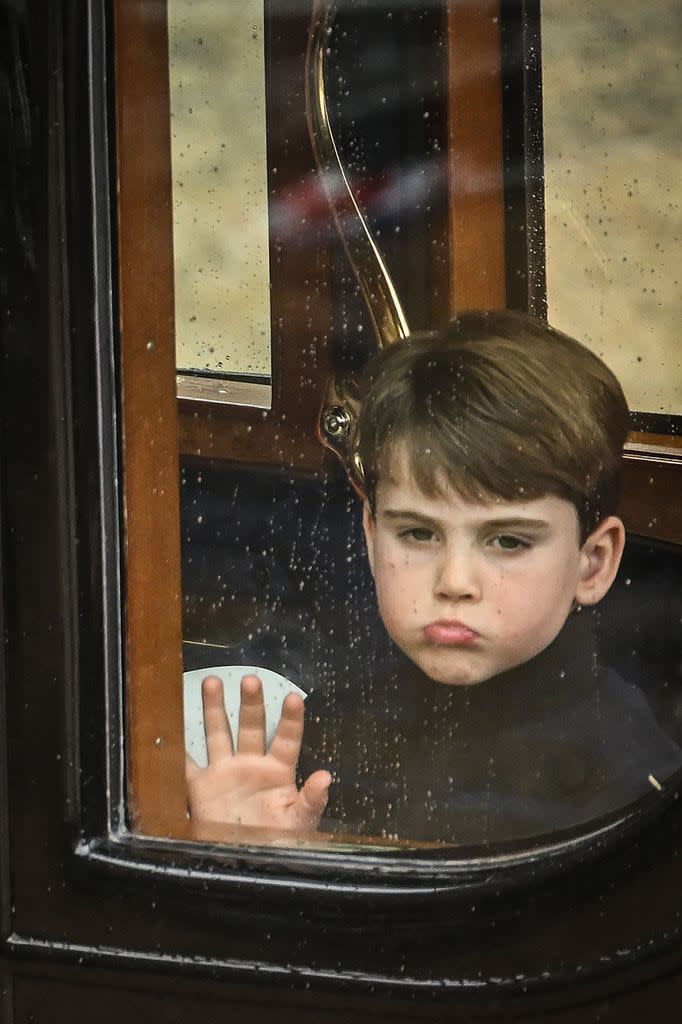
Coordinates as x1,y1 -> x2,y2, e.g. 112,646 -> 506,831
305,0 -> 409,348
305,0 -> 410,484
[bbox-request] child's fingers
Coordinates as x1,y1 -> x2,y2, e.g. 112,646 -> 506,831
298,770 -> 332,820
268,693 -> 305,769
236,675 -> 266,755
185,753 -> 201,781
202,676 -> 233,761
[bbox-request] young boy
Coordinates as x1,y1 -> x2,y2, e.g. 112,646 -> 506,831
186,311 -> 681,844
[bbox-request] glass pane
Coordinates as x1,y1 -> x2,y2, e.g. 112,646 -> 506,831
118,0 -> 682,858
542,0 -> 681,418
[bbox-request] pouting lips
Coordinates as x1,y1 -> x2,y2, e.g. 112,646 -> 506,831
423,622 -> 480,646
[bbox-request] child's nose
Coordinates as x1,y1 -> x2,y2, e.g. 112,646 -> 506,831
434,548 -> 481,601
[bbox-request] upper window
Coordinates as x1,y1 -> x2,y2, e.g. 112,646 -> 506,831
169,1 -> 273,403
541,0 -> 680,424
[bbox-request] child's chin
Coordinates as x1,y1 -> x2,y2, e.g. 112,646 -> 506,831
414,651 -> 492,687
430,671 -> 488,687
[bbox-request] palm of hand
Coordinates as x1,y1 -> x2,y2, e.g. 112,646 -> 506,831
186,675 -> 331,833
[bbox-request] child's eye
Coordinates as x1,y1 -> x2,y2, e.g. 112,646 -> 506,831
491,534 -> 531,551
399,527 -> 436,543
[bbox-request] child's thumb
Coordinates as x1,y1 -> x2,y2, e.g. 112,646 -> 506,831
300,770 -> 332,818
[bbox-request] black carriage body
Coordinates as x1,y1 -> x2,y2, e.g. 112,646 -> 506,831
1,1 -> 682,1020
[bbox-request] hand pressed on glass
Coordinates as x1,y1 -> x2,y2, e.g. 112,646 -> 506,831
185,674 -> 332,832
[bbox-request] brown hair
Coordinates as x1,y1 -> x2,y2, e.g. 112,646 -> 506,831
356,310 -> 630,542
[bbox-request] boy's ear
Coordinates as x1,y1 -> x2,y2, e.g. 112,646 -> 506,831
574,515 -> 625,606
362,501 -> 376,577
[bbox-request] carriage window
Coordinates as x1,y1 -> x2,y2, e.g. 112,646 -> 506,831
542,0 -> 680,420
114,1 -> 682,859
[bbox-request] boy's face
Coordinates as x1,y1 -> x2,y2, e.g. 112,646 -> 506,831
363,450 -> 623,686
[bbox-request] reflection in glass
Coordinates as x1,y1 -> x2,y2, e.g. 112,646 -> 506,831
171,2 -> 681,853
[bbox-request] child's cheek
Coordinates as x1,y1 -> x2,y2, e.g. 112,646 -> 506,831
488,578 -> 536,641
382,549 -> 411,578
486,572 -> 516,609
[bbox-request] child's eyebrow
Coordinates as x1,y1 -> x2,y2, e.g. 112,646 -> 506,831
381,508 -> 442,528
479,517 -> 552,532
379,509 -> 553,532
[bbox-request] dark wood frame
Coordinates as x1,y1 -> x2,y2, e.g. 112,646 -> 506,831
114,0 -> 188,837
446,0 -> 507,311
